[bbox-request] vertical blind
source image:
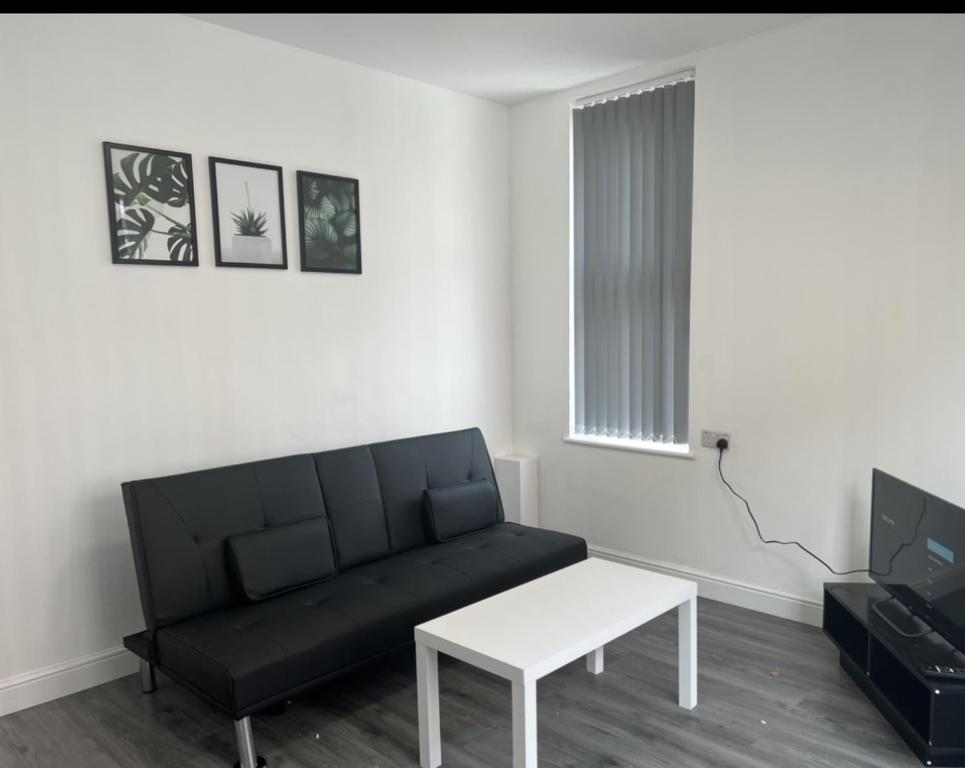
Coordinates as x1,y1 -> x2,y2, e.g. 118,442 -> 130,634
572,79 -> 695,445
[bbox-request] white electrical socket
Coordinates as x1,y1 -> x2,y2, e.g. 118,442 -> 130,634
700,430 -> 731,449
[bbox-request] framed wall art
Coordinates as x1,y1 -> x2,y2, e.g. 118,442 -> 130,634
297,171 -> 361,274
210,157 -> 287,269
103,142 -> 198,265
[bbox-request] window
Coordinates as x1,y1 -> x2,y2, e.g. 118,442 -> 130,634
570,73 -> 695,454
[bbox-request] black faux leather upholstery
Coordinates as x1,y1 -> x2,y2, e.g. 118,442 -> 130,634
314,446 -> 390,569
228,517 -> 337,601
122,428 -> 587,718
123,454 -> 328,628
155,524 -> 584,715
370,428 -> 504,553
423,479 -> 500,542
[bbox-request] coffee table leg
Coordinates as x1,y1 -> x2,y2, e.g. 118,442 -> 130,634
678,596 -> 697,709
511,681 -> 537,768
416,642 -> 441,768
586,646 -> 604,674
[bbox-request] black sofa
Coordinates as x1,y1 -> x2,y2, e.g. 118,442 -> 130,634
121,427 -> 587,767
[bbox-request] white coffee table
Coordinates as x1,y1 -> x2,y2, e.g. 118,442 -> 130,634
414,557 -> 698,767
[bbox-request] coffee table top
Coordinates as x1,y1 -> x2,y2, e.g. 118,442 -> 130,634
414,557 -> 697,683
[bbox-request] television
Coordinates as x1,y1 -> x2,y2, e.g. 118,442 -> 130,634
870,469 -> 965,652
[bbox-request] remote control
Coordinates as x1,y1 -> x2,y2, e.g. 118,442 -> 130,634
922,664 -> 965,680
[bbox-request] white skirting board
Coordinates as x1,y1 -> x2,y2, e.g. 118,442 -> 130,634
0,644 -> 138,718
588,544 -> 824,627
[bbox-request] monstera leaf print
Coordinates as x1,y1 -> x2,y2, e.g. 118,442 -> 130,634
115,154 -> 189,208
166,222 -> 194,263
107,145 -> 196,263
300,173 -> 360,271
115,208 -> 156,260
153,157 -> 190,208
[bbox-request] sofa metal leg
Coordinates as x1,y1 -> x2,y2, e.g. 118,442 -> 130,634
233,717 -> 267,768
139,659 -> 157,694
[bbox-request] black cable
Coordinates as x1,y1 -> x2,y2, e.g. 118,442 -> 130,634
716,447 -> 925,577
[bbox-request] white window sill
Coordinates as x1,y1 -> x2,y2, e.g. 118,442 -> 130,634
563,433 -> 694,460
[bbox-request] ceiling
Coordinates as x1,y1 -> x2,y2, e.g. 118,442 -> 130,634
189,14 -> 813,105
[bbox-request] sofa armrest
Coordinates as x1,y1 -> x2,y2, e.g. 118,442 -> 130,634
123,629 -> 158,665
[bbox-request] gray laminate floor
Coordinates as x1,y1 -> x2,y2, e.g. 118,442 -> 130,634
0,598 -> 920,768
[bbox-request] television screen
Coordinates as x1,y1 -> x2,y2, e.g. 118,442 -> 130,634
870,469 -> 965,651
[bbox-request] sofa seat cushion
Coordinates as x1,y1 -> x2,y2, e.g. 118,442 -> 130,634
396,522 -> 587,607
155,523 -> 586,716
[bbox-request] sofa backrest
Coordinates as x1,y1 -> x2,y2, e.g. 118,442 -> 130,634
122,427 -> 502,630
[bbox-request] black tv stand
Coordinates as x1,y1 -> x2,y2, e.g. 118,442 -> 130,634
824,583 -> 965,766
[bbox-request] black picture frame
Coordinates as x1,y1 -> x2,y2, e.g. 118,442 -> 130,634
209,156 -> 288,270
103,141 -> 199,266
297,170 -> 362,274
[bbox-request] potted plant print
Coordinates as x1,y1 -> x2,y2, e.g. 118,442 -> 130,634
230,182 -> 272,264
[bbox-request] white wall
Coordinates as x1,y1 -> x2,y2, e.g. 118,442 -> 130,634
0,13 -> 511,709
510,14 -> 965,619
